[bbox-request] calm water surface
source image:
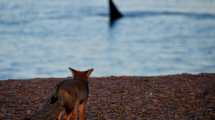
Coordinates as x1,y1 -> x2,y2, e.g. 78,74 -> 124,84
0,0 -> 215,79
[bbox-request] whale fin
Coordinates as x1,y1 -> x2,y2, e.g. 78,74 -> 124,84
109,0 -> 123,23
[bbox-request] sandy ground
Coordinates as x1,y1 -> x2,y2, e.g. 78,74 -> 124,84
0,73 -> 215,120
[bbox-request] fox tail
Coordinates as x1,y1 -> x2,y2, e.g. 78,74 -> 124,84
50,83 -> 61,104
50,94 -> 58,104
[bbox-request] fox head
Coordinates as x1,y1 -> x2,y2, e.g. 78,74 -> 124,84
69,67 -> 94,80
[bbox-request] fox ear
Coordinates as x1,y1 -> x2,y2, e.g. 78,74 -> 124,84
68,67 -> 77,76
85,68 -> 94,77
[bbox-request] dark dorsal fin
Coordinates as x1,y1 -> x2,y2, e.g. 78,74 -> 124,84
109,0 -> 123,22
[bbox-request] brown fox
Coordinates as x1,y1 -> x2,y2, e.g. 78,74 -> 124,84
50,67 -> 94,120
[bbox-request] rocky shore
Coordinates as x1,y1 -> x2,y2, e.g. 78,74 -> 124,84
0,73 -> 215,120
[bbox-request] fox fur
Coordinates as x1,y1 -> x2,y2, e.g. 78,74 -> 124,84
51,68 -> 93,120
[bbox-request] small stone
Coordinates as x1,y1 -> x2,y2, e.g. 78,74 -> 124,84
27,110 -> 31,115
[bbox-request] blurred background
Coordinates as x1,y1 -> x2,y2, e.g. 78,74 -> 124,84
0,0 -> 215,79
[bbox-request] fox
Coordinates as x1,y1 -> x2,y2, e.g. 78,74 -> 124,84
50,67 -> 94,120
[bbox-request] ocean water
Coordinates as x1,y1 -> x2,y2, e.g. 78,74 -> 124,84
0,0 -> 215,79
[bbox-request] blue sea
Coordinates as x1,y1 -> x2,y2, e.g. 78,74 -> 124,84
0,0 -> 215,79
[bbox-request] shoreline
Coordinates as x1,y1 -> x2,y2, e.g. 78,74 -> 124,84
1,72 -> 215,81
0,73 -> 215,120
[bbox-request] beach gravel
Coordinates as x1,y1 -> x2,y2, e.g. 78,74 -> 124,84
0,74 -> 215,120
